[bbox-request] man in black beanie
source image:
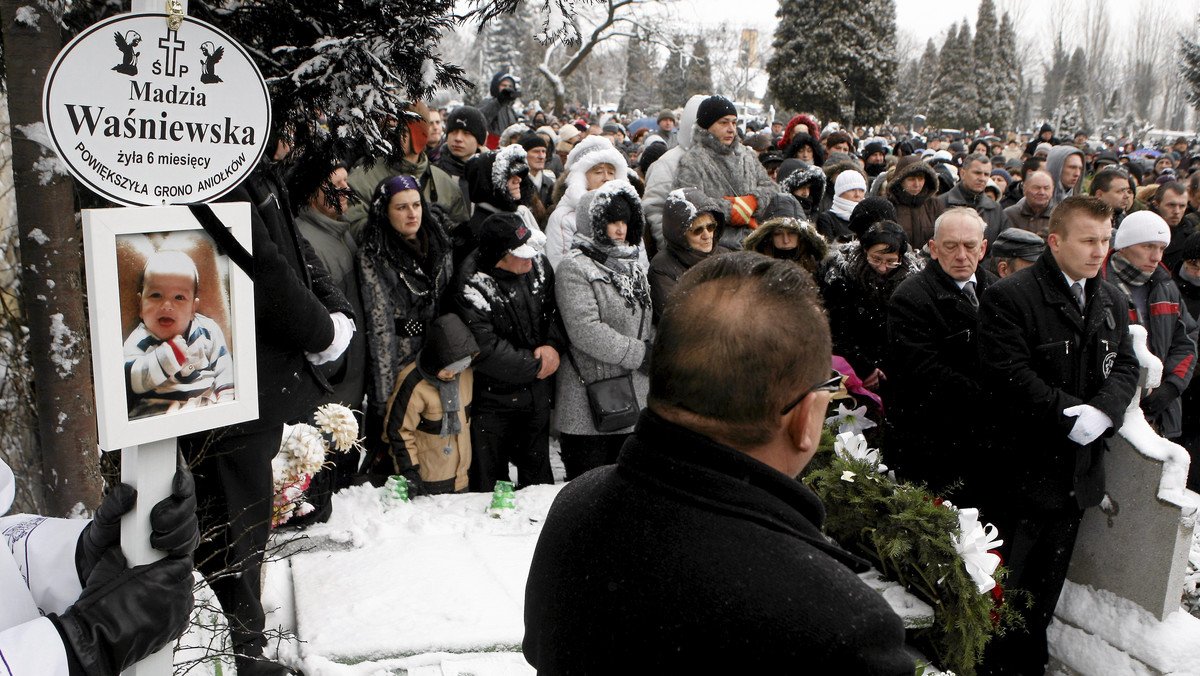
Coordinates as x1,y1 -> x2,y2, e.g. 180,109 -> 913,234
438,106 -> 486,179
518,132 -> 556,223
479,72 -> 522,148
676,95 -> 777,250
862,141 -> 889,179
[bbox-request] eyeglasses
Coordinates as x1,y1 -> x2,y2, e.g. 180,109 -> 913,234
687,223 -> 717,235
780,370 -> 843,416
867,253 -> 901,269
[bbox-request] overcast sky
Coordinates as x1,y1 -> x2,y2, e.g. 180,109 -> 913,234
677,0 -> 1200,63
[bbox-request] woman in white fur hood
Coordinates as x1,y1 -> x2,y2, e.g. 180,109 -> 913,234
544,135 -> 635,270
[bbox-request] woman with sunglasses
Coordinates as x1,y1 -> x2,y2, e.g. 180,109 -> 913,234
292,161 -> 368,423
819,221 -> 921,393
648,188 -> 728,323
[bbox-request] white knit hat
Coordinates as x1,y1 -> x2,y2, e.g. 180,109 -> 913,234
834,170 -> 867,196
1114,210 -> 1171,250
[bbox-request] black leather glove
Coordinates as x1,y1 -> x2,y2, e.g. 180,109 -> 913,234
1141,382 -> 1180,417
51,550 -> 194,676
402,466 -> 429,497
150,466 -> 201,558
75,483 -> 136,585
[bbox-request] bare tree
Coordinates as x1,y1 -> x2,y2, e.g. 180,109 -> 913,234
1126,0 -> 1176,128
535,0 -> 678,115
700,25 -> 772,106
1080,2 -> 1114,124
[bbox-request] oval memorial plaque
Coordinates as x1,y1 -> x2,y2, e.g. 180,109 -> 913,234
43,13 -> 271,206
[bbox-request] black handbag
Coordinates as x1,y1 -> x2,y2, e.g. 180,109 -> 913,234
566,315 -> 644,433
579,368 -> 639,433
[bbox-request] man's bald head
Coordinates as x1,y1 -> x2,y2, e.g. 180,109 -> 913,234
648,252 -> 831,447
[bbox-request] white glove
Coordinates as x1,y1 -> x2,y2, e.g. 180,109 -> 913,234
306,312 -> 355,365
1063,404 -> 1113,445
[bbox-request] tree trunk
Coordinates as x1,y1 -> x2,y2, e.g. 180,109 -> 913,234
0,0 -> 103,516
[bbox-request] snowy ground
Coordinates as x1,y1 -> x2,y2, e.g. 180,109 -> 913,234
170,442 -> 938,676
175,449 -> 571,676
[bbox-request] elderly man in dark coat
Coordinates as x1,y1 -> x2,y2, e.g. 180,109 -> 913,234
887,208 -> 995,501
996,169 -> 1054,242
978,196 -> 1139,676
523,253 -> 915,675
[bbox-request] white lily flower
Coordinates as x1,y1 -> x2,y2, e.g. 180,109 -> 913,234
825,402 -> 878,435
833,431 -> 887,472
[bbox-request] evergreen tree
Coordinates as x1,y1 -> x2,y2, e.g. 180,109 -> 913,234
179,0 -> 471,201
1058,46 -> 1093,134
916,39 -> 940,114
620,35 -> 659,112
1039,35 -> 1069,121
767,0 -> 897,126
1181,25 -> 1200,112
972,0 -> 1001,130
929,22 -> 977,129
658,35 -> 689,108
995,11 -> 1020,129
891,57 -> 923,125
685,37 -> 714,101
485,9 -> 525,77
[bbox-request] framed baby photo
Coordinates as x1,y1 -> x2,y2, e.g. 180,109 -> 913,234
83,203 -> 258,450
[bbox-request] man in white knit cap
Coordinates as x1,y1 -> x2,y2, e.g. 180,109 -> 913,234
1100,210 -> 1197,441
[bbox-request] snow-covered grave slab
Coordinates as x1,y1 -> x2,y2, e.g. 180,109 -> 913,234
246,478 -> 933,673
282,483 -> 560,663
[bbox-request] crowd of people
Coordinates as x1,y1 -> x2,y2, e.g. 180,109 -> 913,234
10,64 -> 1200,676
306,77 -> 1194,675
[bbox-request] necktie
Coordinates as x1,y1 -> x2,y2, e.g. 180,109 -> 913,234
962,280 -> 979,308
1071,282 -> 1085,311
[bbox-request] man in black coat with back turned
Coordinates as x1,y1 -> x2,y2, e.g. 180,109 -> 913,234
184,132 -> 355,676
977,196 -> 1139,676
887,207 -> 995,503
523,253 -> 915,675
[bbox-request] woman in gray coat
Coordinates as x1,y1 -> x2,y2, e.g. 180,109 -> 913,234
555,179 -> 654,479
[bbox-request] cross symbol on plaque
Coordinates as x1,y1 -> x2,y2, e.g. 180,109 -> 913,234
158,29 -> 186,77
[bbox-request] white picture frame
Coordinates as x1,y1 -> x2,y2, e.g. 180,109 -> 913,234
83,203 -> 258,450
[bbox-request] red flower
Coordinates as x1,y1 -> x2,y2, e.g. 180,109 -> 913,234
990,583 -> 1005,607
933,497 -> 945,507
